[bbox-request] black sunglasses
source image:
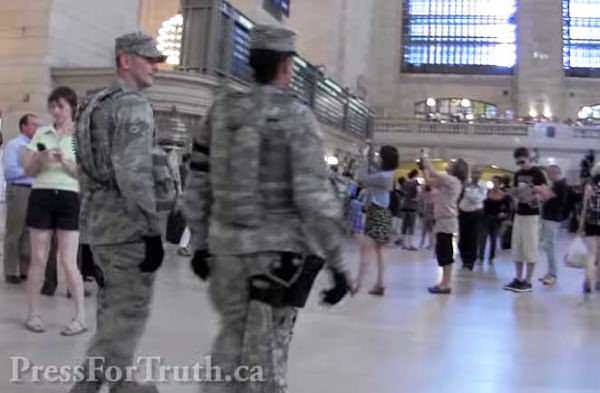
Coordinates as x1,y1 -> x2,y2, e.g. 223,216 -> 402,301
516,159 -> 527,165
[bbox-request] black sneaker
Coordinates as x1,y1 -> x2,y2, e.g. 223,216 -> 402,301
40,282 -> 56,297
503,278 -> 521,292
583,279 -> 592,294
5,275 -> 22,284
516,281 -> 533,293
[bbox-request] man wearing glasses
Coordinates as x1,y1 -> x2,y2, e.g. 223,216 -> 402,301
503,147 -> 548,292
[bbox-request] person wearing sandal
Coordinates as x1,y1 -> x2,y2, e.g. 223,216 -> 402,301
21,86 -> 87,335
352,145 -> 399,296
421,155 -> 467,295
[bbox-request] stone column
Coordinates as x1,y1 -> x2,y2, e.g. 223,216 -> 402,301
515,0 -> 565,120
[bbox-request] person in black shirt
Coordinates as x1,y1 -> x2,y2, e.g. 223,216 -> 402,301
398,170 -> 420,250
503,147 -> 548,293
481,176 -> 512,264
538,165 -> 569,285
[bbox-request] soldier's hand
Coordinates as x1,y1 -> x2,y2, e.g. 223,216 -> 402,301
321,267 -> 350,306
191,250 -> 211,281
139,236 -> 165,273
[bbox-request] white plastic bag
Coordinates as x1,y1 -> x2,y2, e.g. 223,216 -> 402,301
565,237 -> 587,269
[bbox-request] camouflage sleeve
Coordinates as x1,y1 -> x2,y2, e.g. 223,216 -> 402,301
182,109 -> 212,251
111,93 -> 162,237
289,108 -> 346,272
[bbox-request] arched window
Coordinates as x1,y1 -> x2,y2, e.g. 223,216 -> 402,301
563,0 -> 600,76
402,0 -> 517,74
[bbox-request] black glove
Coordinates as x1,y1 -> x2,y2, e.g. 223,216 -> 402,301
139,236 -> 165,273
191,250 -> 211,281
321,268 -> 350,306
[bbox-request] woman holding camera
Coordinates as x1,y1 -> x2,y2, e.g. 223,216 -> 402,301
352,145 -> 399,296
421,156 -> 468,294
21,86 -> 86,335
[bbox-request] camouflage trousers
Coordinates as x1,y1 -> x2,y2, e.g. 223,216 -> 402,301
69,242 -> 158,393
203,253 -> 299,393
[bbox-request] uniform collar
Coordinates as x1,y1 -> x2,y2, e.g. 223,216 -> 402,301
113,78 -> 140,93
255,83 -> 289,95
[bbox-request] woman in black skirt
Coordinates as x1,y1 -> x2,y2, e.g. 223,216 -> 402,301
352,145 -> 399,296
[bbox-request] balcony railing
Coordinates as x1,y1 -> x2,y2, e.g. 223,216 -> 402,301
573,126 -> 600,138
375,118 -> 530,137
181,0 -> 373,138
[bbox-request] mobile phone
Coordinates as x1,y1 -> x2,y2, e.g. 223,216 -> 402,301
37,143 -> 46,151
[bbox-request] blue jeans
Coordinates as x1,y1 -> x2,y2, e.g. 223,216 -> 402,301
540,219 -> 561,277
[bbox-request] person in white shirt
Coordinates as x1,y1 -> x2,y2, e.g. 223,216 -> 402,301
458,168 -> 487,270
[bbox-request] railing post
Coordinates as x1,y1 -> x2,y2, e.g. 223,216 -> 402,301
342,94 -> 350,133
307,66 -> 318,109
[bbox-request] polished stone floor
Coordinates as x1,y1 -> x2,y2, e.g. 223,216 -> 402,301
1,206 -> 599,393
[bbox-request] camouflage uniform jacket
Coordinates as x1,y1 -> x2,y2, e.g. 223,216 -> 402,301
78,79 -> 163,245
183,84 -> 345,271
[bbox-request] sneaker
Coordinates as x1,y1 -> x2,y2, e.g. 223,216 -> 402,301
368,286 -> 385,296
503,278 -> 522,292
583,279 -> 592,294
177,246 -> 192,257
40,282 -> 56,297
540,275 -> 557,286
5,275 -> 22,284
517,281 -> 533,292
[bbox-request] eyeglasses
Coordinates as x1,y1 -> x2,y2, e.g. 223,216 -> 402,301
516,160 -> 527,166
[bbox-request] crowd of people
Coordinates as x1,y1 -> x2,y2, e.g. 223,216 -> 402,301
1,23 -> 599,393
339,146 -> 598,296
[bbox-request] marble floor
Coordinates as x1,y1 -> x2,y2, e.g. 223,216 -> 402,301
1,210 -> 600,392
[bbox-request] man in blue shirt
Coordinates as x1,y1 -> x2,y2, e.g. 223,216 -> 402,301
3,114 -> 39,283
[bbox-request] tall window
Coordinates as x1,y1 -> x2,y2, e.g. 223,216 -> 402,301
402,0 -> 517,74
563,0 -> 600,76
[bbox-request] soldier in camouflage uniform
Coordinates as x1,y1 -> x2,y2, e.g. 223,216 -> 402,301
69,32 -> 174,393
183,25 -> 350,393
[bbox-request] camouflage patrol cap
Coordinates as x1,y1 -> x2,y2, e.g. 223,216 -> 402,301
115,32 -> 167,62
249,25 -> 297,53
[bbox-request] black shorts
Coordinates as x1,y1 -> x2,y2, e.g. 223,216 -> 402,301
435,232 -> 455,267
26,189 -> 80,231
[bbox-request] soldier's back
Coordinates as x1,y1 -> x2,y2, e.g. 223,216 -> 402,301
208,85 -> 316,255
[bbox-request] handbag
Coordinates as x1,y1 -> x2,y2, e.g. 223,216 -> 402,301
565,236 -> 587,269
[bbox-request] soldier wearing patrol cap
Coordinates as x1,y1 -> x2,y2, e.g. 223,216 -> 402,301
69,32 -> 175,393
183,25 -> 350,392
